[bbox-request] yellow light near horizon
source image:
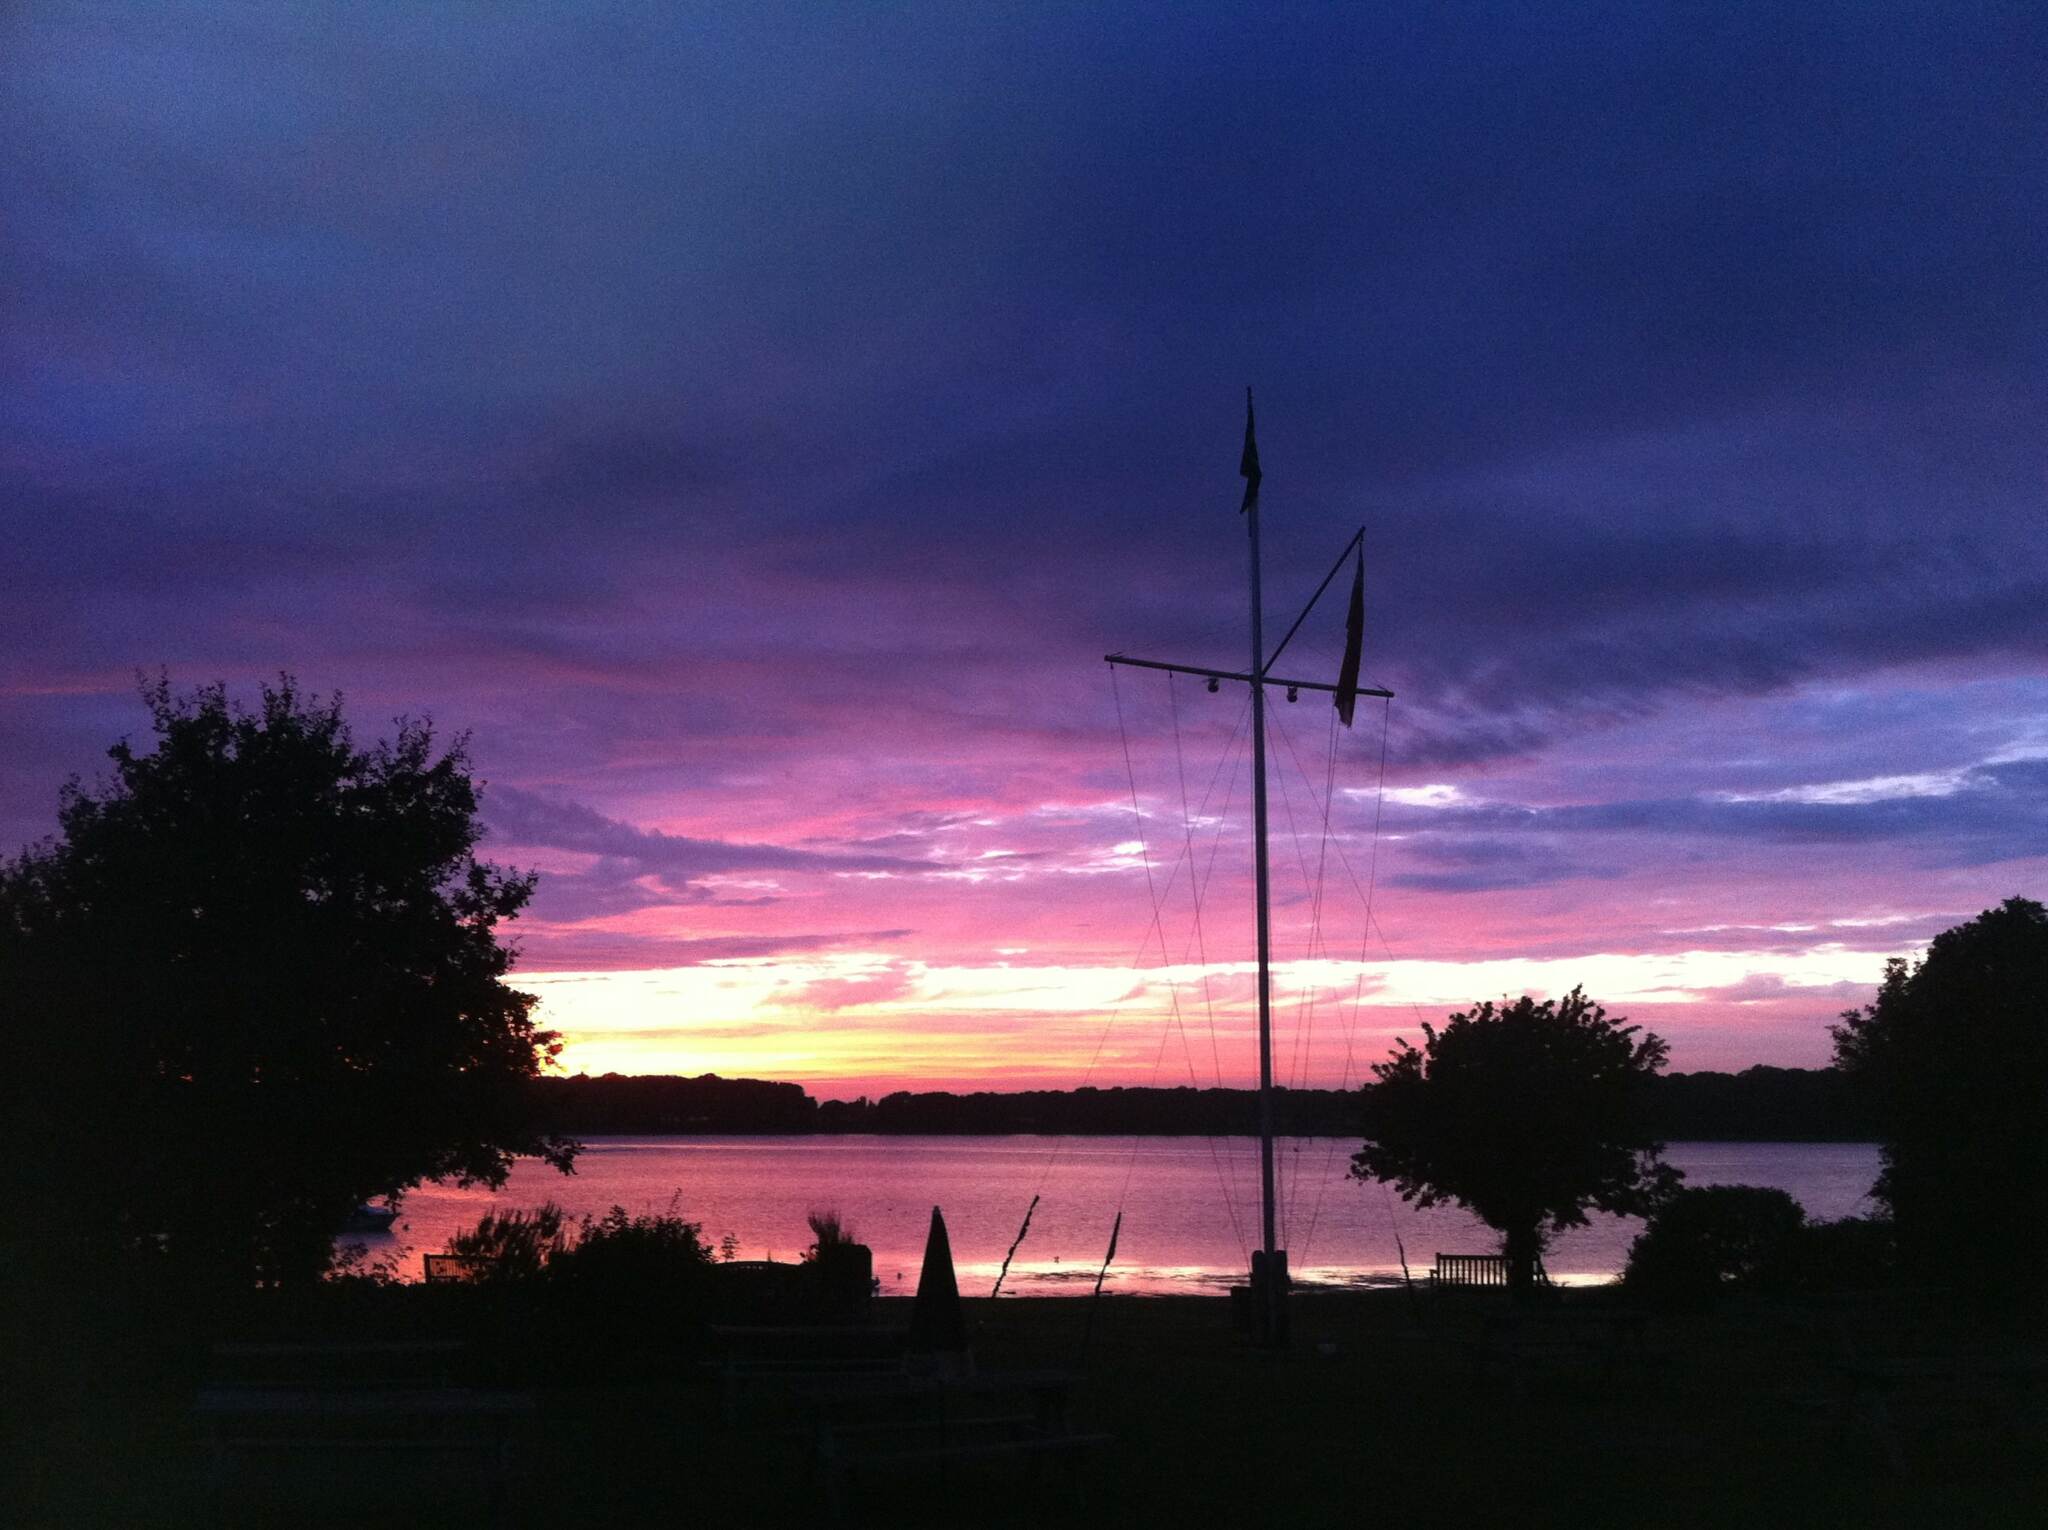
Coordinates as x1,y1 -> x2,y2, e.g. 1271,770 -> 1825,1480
521,939 -> 1906,1087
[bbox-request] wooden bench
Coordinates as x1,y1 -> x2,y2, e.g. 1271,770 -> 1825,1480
1430,1253 -> 1510,1290
1429,1253 -> 1553,1292
423,1252 -> 493,1283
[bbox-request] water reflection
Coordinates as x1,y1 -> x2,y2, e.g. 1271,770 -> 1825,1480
351,1136 -> 1879,1295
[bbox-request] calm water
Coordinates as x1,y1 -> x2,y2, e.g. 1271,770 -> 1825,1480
351,1136 -> 1880,1295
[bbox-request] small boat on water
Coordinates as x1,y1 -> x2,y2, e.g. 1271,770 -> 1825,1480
339,1203 -> 399,1235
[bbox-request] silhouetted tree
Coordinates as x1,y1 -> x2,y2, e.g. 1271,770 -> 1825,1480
1351,987 -> 1680,1295
1831,897 -> 2048,1293
0,677 -> 575,1293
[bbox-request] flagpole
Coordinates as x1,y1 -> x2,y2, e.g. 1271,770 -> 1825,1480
1242,389 -> 1284,1346
1102,393 -> 1392,1349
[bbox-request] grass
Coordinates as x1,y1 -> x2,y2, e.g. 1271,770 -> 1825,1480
14,1287 -> 2048,1528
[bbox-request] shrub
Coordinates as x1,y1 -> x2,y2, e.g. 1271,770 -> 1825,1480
547,1203 -> 714,1295
803,1207 -> 856,1262
444,1202 -> 572,1283
1624,1185 -> 1805,1304
443,1198 -> 713,1293
437,1198 -> 715,1381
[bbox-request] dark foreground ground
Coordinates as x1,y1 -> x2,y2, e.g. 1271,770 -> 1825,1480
15,1286 -> 2048,1529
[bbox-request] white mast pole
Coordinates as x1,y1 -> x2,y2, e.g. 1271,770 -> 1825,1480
1104,394 -> 1394,1346
1243,389 -> 1284,1344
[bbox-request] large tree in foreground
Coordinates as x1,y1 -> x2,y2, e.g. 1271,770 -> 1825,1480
1831,897 -> 2048,1293
0,677 -> 576,1290
1351,987 -> 1679,1295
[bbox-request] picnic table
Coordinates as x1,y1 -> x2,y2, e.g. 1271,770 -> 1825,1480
1466,1308 -> 1655,1382
1830,1323 -> 2048,1474
707,1323 -> 910,1420
194,1339 -> 535,1519
796,1368 -> 1109,1520
208,1338 -> 468,1387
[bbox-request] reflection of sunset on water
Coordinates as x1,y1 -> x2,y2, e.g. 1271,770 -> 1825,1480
362,1137 -> 1879,1292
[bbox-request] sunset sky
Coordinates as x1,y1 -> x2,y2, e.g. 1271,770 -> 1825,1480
6,4 -> 2044,1099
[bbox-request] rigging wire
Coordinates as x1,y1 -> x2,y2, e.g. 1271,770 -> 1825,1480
1284,703 -> 1342,1096
1296,694 -> 1393,1272
1154,677 -> 1258,1257
1081,663 -> 1405,1284
1075,664 -> 1252,1261
1166,672 -> 1229,1092
1172,702 -> 1260,1247
1112,990 -> 1183,1257
1265,701 -> 1345,1251
1264,709 -> 1309,1246
1293,706 -> 1343,1253
1129,678 -> 1263,1250
1166,672 -> 1252,1258
1028,671 -> 1246,1220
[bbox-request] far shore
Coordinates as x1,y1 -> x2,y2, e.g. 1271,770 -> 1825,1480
552,1127 -> 1882,1142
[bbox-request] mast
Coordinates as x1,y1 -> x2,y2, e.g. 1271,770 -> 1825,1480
1245,401 -> 1281,1274
1104,391 -> 1392,1348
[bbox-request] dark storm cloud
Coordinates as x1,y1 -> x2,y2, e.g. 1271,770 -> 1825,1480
1386,835 -> 1626,894
1383,759 -> 2048,891
3,1 -> 2044,1031
484,787 -> 933,883
7,3 -> 2041,748
514,928 -> 914,973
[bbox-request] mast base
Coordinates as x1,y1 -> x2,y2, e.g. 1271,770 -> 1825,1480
1245,1248 -> 1290,1350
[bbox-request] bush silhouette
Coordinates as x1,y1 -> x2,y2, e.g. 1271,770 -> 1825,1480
1624,1185 -> 1804,1305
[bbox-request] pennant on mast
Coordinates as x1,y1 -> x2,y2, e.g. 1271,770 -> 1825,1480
1238,388 -> 1261,514
1335,542 -> 1364,726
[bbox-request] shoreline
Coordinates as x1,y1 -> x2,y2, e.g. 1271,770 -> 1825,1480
542,1129 -> 1883,1144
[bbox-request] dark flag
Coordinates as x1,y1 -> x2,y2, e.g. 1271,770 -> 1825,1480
1335,542 -> 1364,726
1239,388 -> 1261,514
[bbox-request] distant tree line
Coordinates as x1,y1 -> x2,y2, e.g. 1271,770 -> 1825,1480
541,1072 -> 817,1134
533,1064 -> 1870,1141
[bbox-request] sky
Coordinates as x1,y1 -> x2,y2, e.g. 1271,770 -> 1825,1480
5,3 -> 2045,1099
